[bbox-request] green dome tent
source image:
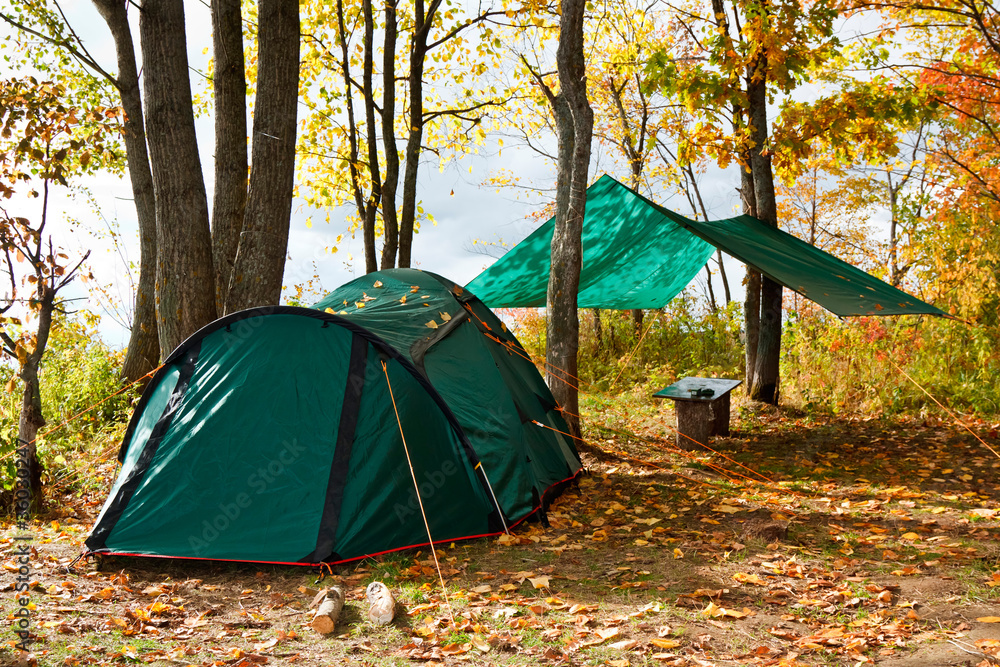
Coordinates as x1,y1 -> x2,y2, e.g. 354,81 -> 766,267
315,269 -> 581,523
85,270 -> 580,565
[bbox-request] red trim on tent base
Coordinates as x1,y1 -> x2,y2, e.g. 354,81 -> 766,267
82,469 -> 584,568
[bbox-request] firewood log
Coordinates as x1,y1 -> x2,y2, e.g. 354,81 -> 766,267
310,586 -> 345,634
366,581 -> 396,625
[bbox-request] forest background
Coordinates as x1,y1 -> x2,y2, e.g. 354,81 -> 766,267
0,0 -> 998,505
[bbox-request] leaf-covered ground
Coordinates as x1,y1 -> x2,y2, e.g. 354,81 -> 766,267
3,406 -> 1000,666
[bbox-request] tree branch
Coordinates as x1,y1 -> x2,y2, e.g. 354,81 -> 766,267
0,11 -> 118,87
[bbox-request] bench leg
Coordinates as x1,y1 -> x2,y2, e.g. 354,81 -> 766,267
675,401 -> 712,451
711,394 -> 731,436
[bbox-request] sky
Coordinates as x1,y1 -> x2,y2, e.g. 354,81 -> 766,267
8,0 -> 750,349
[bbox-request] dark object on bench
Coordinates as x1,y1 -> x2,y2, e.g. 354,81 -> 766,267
653,377 -> 742,450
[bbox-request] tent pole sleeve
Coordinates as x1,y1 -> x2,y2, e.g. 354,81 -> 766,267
299,333 -> 369,564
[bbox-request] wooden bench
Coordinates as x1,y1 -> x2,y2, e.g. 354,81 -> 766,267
653,377 -> 742,450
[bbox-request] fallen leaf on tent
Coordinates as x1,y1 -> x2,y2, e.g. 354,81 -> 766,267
440,312 -> 451,322
399,296 -> 407,304
977,617 -> 1000,623
650,638 -> 681,649
410,285 -> 419,292
528,576 -> 550,589
373,280 -> 383,288
425,320 -> 438,329
324,308 -> 335,314
355,302 -> 365,308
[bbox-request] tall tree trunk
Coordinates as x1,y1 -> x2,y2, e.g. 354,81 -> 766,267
140,0 -> 217,355
226,0 -> 300,310
91,0 -> 160,382
399,0 -> 439,267
740,140 -> 761,393
361,0 -> 381,274
211,0 -> 248,313
546,0 -> 593,441
746,42 -> 782,405
379,0 -> 400,269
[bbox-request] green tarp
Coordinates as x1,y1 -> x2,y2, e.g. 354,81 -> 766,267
467,175 -> 946,318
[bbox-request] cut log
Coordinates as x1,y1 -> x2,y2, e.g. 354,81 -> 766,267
366,581 -> 396,625
310,586 -> 344,635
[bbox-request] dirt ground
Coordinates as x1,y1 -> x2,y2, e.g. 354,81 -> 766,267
2,407 -> 1000,666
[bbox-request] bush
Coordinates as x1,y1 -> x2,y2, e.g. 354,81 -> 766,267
502,291 -> 745,397
783,311 -> 1000,416
0,314 -> 136,494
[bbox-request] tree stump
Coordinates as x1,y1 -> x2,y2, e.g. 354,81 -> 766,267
310,586 -> 344,634
675,401 -> 712,450
366,581 -> 396,625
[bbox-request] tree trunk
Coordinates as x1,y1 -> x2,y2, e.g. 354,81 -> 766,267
398,0 -> 439,268
592,308 -> 603,353
18,365 -> 45,514
360,0 -> 381,274
546,0 -> 593,441
704,263 -> 717,312
631,308 -> 643,335
140,0 -> 217,355
91,0 -> 160,382
741,156 -> 760,393
379,0 -> 400,269
335,0 -> 368,239
716,249 -> 731,304
225,0 -> 299,310
17,288 -> 54,513
211,0 -> 248,313
746,43 -> 782,405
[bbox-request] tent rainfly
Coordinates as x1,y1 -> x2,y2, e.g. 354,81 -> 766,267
466,175 -> 946,318
85,270 -> 581,565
